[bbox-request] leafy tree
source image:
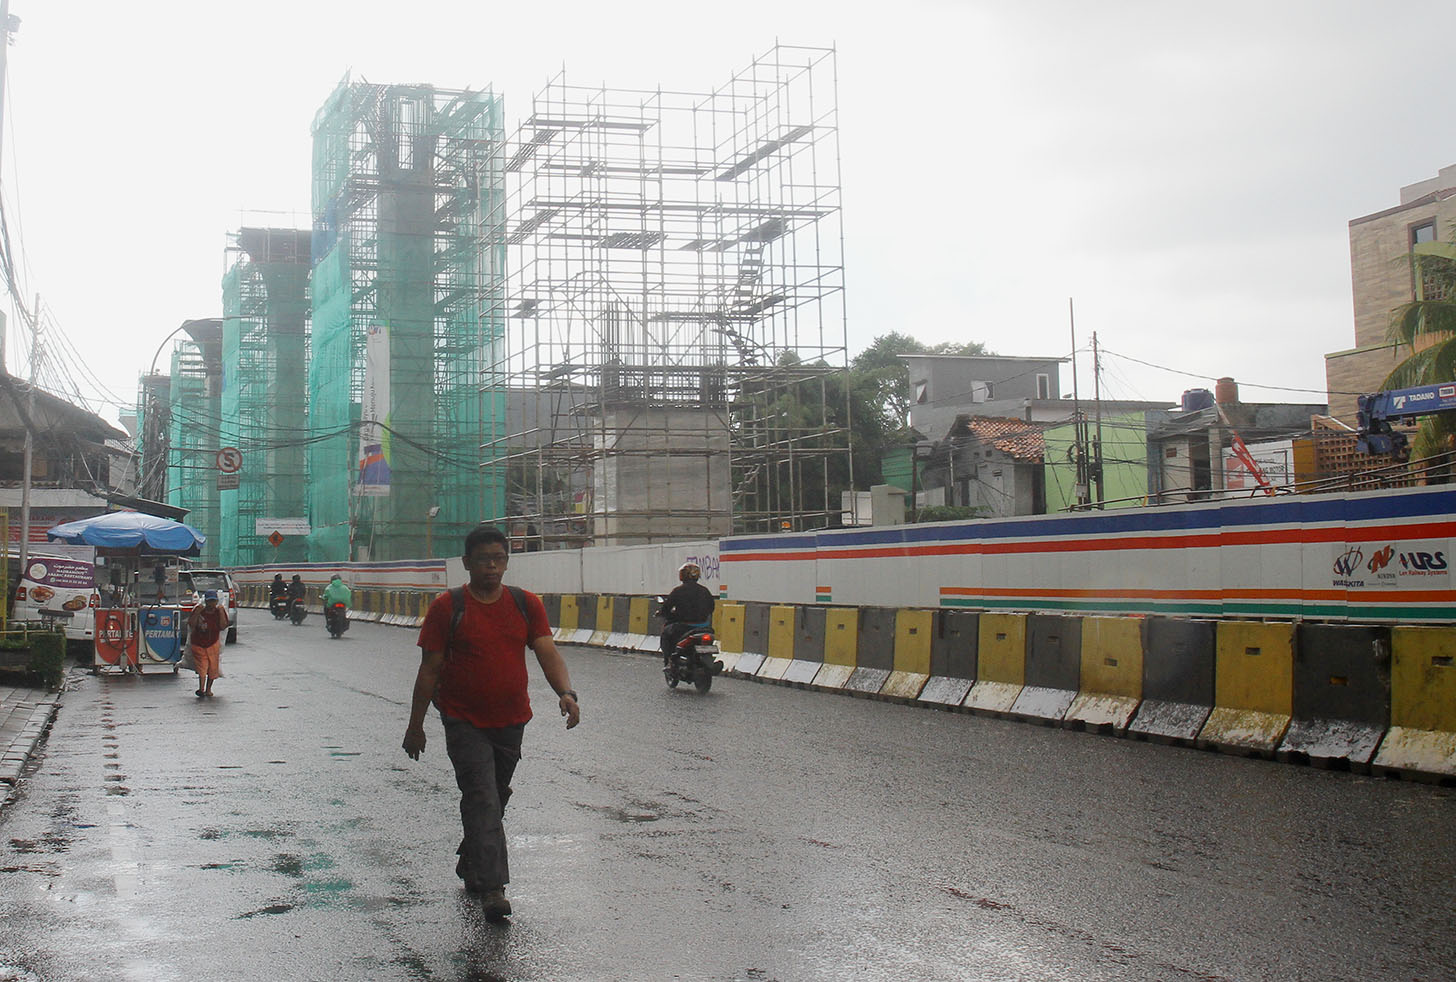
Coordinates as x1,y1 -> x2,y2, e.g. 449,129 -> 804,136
851,333 -> 993,432
1385,242 -> 1456,465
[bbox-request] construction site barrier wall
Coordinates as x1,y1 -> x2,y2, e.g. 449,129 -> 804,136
227,582 -> 1456,780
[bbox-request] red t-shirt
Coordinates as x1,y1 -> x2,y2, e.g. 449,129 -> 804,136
190,604 -> 228,647
416,586 -> 552,729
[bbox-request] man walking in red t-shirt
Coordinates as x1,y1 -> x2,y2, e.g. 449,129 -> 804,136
403,524 -> 580,922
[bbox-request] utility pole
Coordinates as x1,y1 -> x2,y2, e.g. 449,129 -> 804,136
1068,298 -> 1089,508
1091,330 -> 1105,508
18,291 -> 35,570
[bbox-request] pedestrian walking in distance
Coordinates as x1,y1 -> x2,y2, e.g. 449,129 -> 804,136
403,523 -> 580,922
187,590 -> 228,698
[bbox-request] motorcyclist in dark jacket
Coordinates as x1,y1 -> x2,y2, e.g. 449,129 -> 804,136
269,573 -> 288,616
287,574 -> 306,603
661,563 -> 715,665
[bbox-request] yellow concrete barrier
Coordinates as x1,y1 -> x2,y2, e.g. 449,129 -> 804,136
589,596 -> 614,646
964,613 -> 1026,714
815,608 -> 859,689
556,595 -> 580,642
1198,621 -> 1294,755
715,602 -> 747,673
882,609 -> 931,700
760,605 -> 796,680
1373,626 -> 1456,780
1066,616 -> 1144,732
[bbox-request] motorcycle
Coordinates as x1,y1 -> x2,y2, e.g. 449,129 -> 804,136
325,602 -> 349,639
269,594 -> 290,620
663,622 -> 724,694
287,596 -> 307,625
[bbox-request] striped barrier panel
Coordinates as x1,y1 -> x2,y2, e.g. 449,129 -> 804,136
1372,626 -> 1456,780
883,609 -> 931,701
1065,616 -> 1144,733
555,595 -> 580,642
589,596 -> 614,647
566,595 -> 597,645
1278,624 -> 1390,769
783,605 -> 827,685
714,602 -> 746,673
757,605 -> 797,681
1127,618 -> 1215,743
922,610 -> 977,705
1008,613 -> 1082,724
734,603 -> 771,676
846,607 -> 892,695
815,608 -> 859,690
964,613 -> 1027,715
543,594 -> 561,632
1197,621 -> 1295,756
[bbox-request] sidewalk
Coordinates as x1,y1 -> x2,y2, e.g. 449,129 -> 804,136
0,681 -> 60,792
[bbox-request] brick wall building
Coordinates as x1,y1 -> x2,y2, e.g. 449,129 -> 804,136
1327,165 -> 1456,422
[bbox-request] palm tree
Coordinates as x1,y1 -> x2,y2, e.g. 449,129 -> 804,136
1384,241 -> 1456,465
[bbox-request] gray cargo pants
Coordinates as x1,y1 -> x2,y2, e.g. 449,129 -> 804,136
441,714 -> 525,891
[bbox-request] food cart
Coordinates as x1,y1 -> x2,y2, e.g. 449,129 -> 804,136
45,513 -> 206,675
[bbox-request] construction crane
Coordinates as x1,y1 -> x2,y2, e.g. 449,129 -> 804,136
1356,382 -> 1456,456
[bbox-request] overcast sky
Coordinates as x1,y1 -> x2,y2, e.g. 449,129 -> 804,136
3,0 -> 1453,426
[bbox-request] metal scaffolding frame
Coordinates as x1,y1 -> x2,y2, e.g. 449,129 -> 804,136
492,44 -> 848,548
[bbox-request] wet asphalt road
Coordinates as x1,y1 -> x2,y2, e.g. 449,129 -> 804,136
0,615 -> 1454,982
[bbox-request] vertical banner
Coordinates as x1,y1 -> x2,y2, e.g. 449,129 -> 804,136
358,324 -> 392,496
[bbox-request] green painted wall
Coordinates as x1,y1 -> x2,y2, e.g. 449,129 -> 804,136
1044,412 -> 1149,512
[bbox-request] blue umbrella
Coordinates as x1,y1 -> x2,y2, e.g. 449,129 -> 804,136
46,512 -> 206,555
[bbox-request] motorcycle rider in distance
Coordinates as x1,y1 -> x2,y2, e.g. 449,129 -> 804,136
287,573 -> 306,609
660,562 -> 715,666
323,574 -> 351,634
269,573 -> 288,618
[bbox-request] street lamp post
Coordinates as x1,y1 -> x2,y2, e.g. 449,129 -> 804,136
425,505 -> 440,558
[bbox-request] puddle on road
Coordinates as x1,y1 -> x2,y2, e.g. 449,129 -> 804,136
237,902 -> 296,918
576,800 -> 662,823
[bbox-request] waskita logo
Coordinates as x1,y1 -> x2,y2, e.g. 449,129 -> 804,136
1332,547 -> 1364,578
1398,550 -> 1448,573
1367,545 -> 1396,574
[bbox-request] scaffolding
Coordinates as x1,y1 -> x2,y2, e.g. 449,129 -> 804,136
166,339 -> 221,566
220,228 -> 312,566
309,76 -> 507,561
493,44 -> 848,547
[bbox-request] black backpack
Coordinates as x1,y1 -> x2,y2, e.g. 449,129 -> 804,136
444,584 -> 530,658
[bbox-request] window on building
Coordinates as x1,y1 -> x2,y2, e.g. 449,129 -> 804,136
1411,221 -> 1447,301
1036,373 -> 1050,400
914,380 -> 928,404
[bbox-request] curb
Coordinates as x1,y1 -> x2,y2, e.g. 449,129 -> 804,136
0,694 -> 60,787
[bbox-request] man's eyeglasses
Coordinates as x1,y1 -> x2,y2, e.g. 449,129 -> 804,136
470,553 -> 510,567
